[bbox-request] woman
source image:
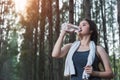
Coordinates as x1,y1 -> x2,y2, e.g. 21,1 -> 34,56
52,19 -> 113,80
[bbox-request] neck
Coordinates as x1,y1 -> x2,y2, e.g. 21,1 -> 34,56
79,35 -> 91,46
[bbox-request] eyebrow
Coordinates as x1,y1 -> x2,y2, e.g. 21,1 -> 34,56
79,22 -> 88,25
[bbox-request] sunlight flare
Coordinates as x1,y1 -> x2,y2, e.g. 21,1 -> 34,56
13,0 -> 27,13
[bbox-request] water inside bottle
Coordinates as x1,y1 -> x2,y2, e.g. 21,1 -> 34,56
61,23 -> 80,33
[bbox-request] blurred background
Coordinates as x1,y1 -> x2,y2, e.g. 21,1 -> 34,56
0,0 -> 120,80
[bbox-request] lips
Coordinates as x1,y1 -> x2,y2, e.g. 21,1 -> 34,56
79,29 -> 82,32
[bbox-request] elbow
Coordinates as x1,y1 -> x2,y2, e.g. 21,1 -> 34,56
110,72 -> 115,79
107,71 -> 114,79
52,53 -> 60,58
52,53 -> 56,57
52,54 -> 57,58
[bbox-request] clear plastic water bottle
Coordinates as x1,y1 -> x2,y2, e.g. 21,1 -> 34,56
61,23 -> 80,33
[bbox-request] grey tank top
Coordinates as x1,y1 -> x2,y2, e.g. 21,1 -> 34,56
71,50 -> 101,80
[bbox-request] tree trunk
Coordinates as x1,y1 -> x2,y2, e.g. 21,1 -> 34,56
39,0 -> 46,80
47,0 -> 54,80
83,0 -> 91,19
55,0 -> 60,39
33,0 -> 39,80
93,0 -> 101,44
118,0 -> 120,45
20,24 -> 34,80
117,1 -> 120,80
55,0 -> 64,80
69,0 -> 75,42
100,0 -> 109,54
0,26 -> 3,57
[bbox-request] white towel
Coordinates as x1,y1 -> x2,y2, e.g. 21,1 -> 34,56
64,41 -> 96,80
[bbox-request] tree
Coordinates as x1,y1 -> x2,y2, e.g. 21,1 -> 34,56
55,0 -> 60,39
19,0 -> 39,80
69,0 -> 75,42
46,0 -> 54,80
39,0 -> 46,80
108,0 -> 117,79
54,0 -> 64,80
83,0 -> 91,19
32,0 -> 39,80
100,0 -> 109,54
117,0 -> 120,79
118,0 -> 120,45
0,0 -> 20,80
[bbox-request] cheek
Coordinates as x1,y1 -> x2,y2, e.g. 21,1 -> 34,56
82,27 -> 90,34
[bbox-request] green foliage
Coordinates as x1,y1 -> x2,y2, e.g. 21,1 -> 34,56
8,30 -> 19,56
0,56 -> 20,80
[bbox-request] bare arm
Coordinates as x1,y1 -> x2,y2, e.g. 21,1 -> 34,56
52,30 -> 72,58
91,46 -> 114,78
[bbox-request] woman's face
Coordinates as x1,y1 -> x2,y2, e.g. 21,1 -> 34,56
78,20 -> 91,35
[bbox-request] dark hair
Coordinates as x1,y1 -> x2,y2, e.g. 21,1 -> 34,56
84,19 -> 98,45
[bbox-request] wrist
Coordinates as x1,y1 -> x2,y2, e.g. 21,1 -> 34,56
59,30 -> 66,37
91,71 -> 99,77
91,71 -> 96,76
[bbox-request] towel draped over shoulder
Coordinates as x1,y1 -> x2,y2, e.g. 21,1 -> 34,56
64,41 -> 96,79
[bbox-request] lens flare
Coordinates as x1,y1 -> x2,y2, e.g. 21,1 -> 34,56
13,0 -> 27,13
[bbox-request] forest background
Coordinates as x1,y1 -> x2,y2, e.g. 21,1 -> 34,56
0,0 -> 120,80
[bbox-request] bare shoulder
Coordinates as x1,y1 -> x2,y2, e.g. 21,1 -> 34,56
97,45 -> 105,52
96,45 -> 109,59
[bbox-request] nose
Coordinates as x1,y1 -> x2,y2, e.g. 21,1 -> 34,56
79,25 -> 82,29
79,24 -> 82,27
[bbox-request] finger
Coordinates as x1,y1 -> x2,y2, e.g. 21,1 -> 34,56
86,65 -> 91,67
85,69 -> 92,74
